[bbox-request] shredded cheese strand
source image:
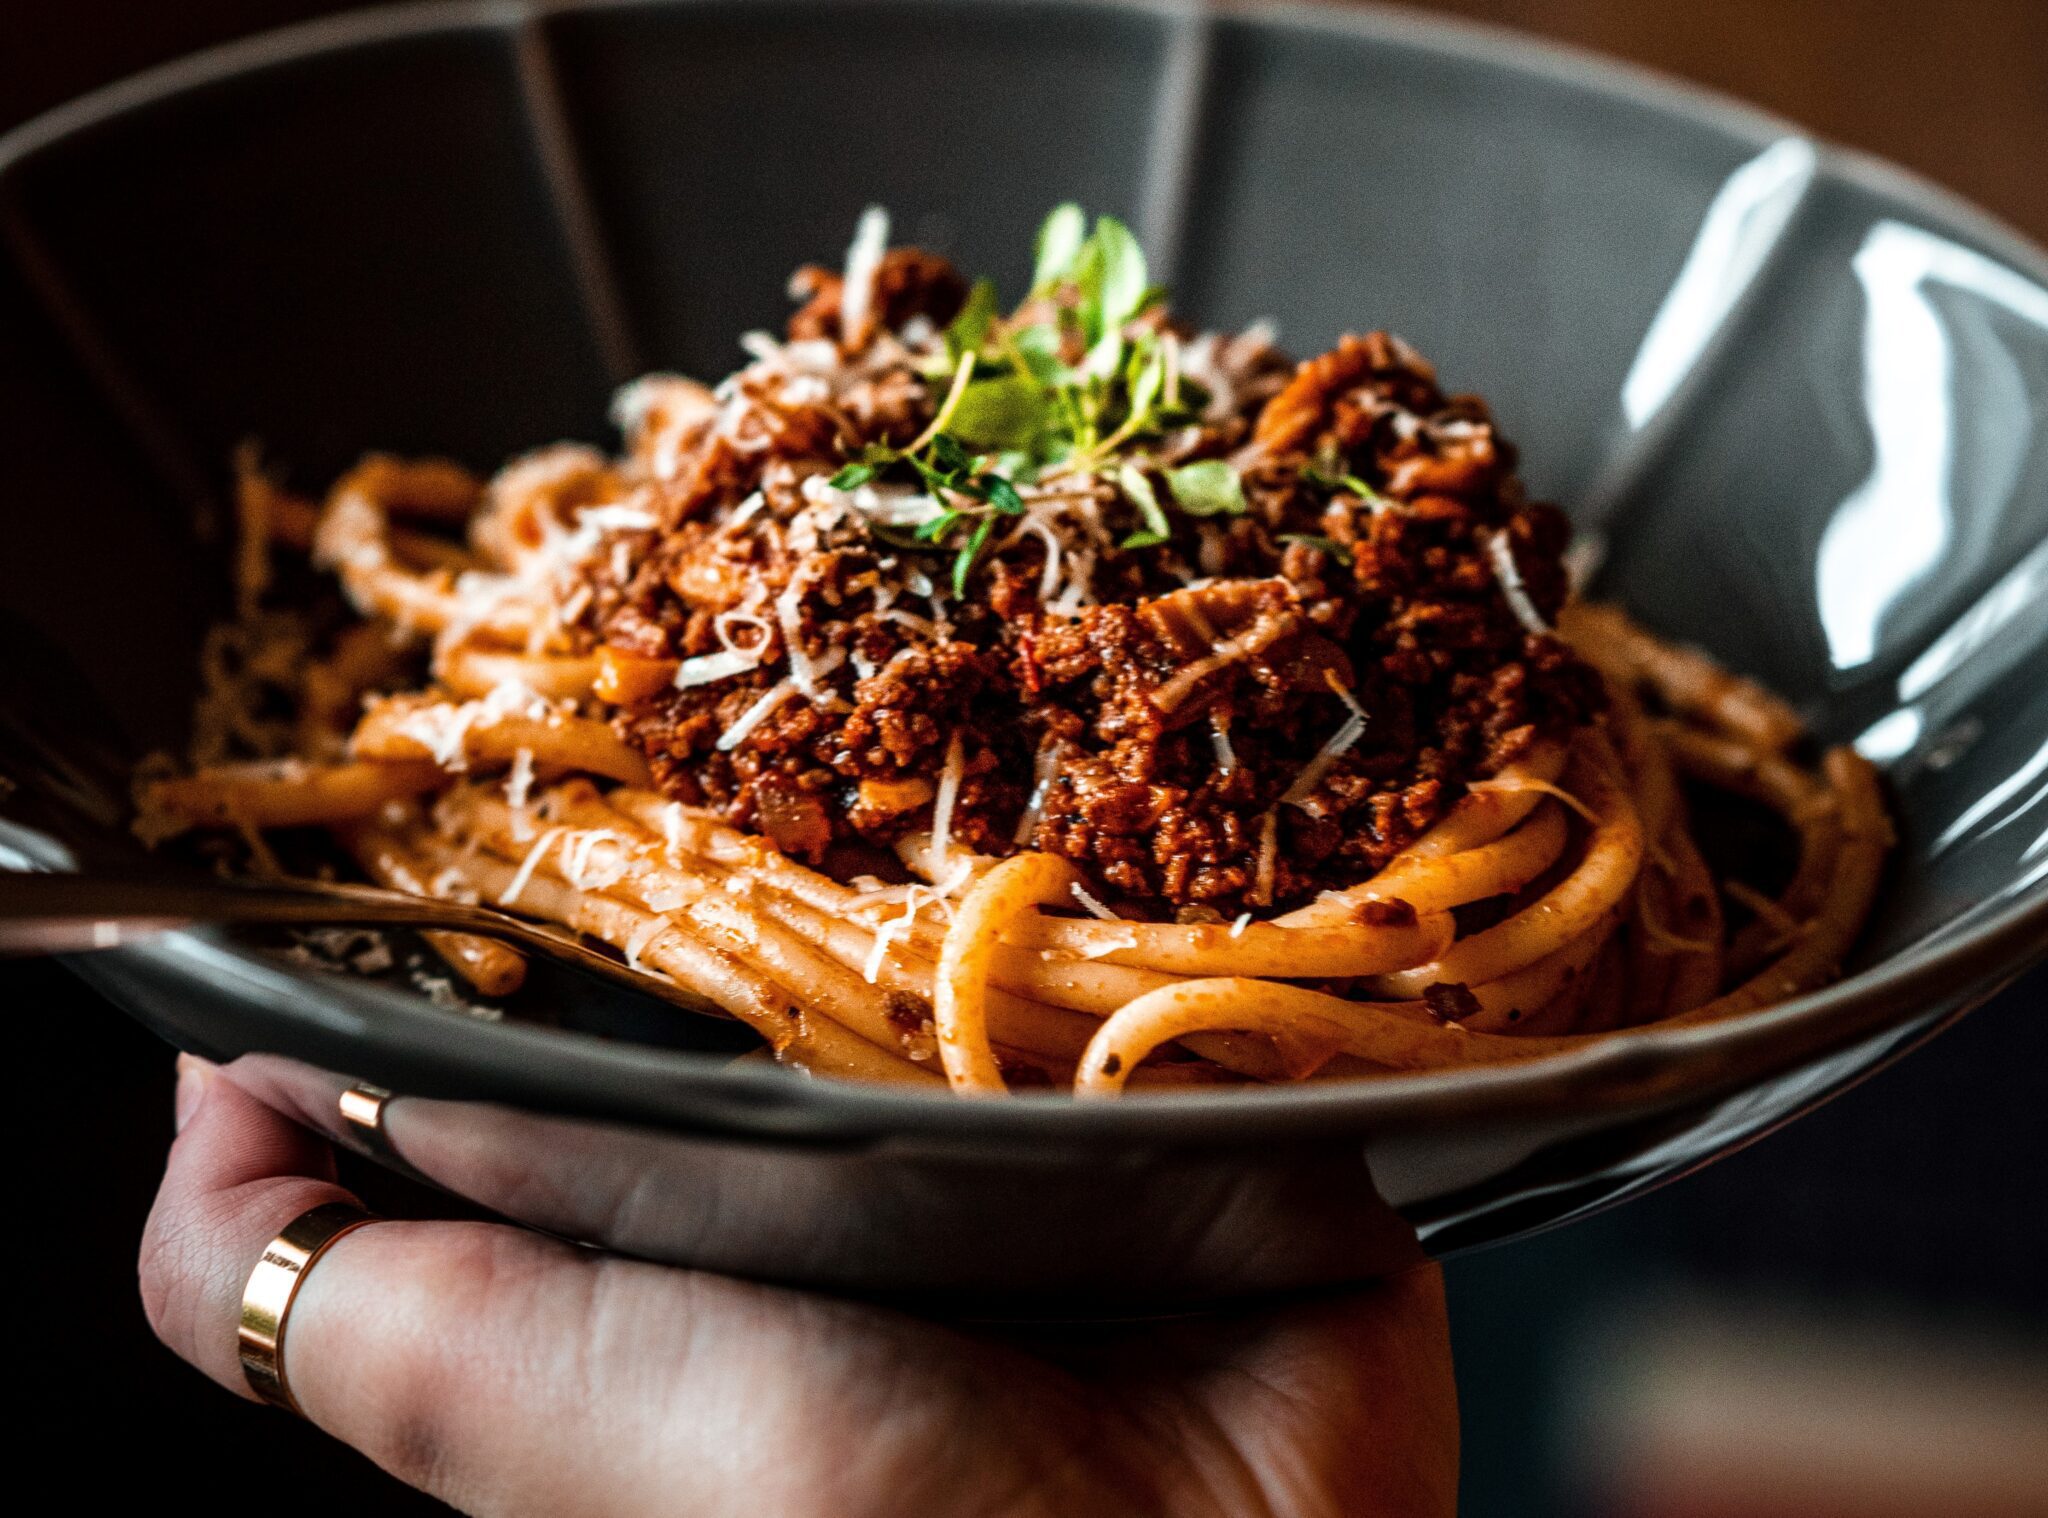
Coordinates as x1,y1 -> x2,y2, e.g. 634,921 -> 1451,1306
1487,530 -> 1553,636
1070,883 -> 1119,920
929,733 -> 965,868
1210,714 -> 1238,775
716,678 -> 799,752
498,826 -> 564,907
839,205 -> 890,339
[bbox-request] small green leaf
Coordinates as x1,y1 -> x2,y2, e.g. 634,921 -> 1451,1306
953,517 -> 996,596
1068,237 -> 1107,344
948,375 -> 1047,449
1165,459 -> 1247,518
1008,323 -> 1068,386
916,509 -> 963,543
1302,463 -> 1384,503
1120,529 -> 1170,550
979,474 -> 1026,516
1032,204 -> 1087,294
1080,329 -> 1125,381
907,349 -> 978,454
1125,339 -> 1166,423
945,278 -> 999,361
1117,463 -> 1170,545
994,449 -> 1039,482
928,433 -> 972,476
1279,533 -> 1354,566
829,462 -> 878,490
1091,216 -> 1149,334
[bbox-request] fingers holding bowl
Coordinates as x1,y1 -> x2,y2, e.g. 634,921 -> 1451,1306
137,1059 -> 1464,1518
134,1058 -> 793,1515
139,1055 -> 354,1396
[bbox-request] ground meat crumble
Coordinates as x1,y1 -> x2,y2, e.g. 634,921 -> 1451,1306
571,238 -> 1600,917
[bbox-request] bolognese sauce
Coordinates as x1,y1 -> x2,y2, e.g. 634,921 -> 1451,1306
577,232 -> 1599,915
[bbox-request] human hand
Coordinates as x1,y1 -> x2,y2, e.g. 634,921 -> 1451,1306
142,1057 -> 1458,1517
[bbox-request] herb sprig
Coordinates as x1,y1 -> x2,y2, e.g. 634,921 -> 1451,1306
828,359 -> 1027,596
829,205 -> 1253,589
1302,460 -> 1386,507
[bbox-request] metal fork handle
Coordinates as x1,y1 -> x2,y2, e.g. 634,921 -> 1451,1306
0,870 -> 703,1009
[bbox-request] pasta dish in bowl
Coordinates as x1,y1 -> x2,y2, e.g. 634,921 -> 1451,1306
138,206 -> 1890,1099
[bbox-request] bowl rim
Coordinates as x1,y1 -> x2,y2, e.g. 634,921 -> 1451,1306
7,0 -> 2048,1144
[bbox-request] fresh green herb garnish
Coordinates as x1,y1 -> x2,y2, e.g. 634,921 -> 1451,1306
829,205 -> 1253,588
946,373 -> 1044,450
952,517 -> 997,596
1164,459 -> 1248,518
1302,462 -> 1385,505
1117,464 -> 1171,550
945,278 -> 1000,362
1031,203 -> 1088,295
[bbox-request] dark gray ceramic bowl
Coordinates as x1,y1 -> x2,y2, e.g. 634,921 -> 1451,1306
3,0 -> 2045,1308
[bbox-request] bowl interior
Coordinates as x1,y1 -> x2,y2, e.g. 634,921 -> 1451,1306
2,0 -> 2044,1097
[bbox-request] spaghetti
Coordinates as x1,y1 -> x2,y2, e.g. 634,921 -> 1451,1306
138,206 -> 1890,1097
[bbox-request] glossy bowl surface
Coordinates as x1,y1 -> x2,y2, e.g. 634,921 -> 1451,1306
3,0 -> 2045,1306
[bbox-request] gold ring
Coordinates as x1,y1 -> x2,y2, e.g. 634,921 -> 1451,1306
339,1082 -> 424,1181
239,1201 -> 379,1415
339,1083 -> 395,1155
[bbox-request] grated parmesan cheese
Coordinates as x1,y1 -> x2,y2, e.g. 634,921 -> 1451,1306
1487,530 -> 1553,636
846,879 -> 915,913
674,648 -> 763,689
776,585 -> 848,707
1070,883 -> 1119,920
929,733 -> 965,869
1281,709 -> 1369,807
574,503 -> 659,535
1210,713 -> 1238,775
1013,740 -> 1062,845
1324,669 -> 1368,722
498,826 -> 564,907
800,473 -> 944,531
560,829 -> 631,891
504,747 -> 536,808
863,890 -> 924,983
504,747 -> 537,841
859,858 -> 970,984
716,677 -> 799,752
839,205 -> 890,340
714,604 -> 773,655
1150,601 -> 1293,712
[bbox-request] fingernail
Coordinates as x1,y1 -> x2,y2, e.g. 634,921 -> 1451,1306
174,1054 -> 216,1134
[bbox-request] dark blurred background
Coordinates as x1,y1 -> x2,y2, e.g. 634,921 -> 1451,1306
7,4 -> 2045,1515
